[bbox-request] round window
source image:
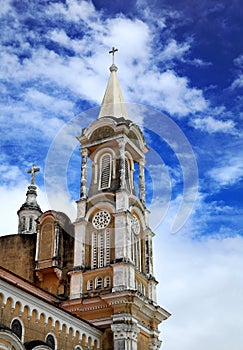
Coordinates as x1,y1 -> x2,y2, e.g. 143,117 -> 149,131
92,210 -> 111,230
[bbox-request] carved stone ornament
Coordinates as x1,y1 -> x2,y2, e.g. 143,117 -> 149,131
92,210 -> 111,230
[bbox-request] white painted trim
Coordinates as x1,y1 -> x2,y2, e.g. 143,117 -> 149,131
0,279 -> 102,346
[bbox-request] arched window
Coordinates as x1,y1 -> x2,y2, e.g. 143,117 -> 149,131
46,334 -> 55,350
29,217 -> 33,231
11,319 -> 22,340
87,279 -> 93,291
104,276 -> 111,288
21,217 -> 26,231
95,277 -> 102,289
74,346 -> 83,350
99,153 -> 111,189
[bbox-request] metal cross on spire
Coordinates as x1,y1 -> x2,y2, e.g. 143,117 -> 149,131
109,46 -> 118,65
27,164 -> 40,185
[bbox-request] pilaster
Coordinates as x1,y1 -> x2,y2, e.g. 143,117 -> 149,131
118,138 -> 126,190
111,323 -> 140,350
80,148 -> 89,199
139,159 -> 146,206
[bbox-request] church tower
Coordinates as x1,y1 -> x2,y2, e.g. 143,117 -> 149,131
17,164 -> 42,234
64,49 -> 170,350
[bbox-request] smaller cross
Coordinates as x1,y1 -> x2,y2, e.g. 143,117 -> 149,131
27,164 -> 40,185
109,46 -> 118,65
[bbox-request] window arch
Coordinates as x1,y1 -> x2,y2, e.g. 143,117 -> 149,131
46,334 -> 56,350
87,279 -> 93,291
99,153 -> 112,189
11,318 -> 23,341
104,276 -> 111,288
95,277 -> 102,289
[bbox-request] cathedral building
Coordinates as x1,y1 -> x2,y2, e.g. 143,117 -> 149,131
0,49 -> 170,350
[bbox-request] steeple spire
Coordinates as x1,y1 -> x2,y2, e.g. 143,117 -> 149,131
17,164 -> 42,234
98,47 -> 129,119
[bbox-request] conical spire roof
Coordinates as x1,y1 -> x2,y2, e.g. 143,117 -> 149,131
98,62 -> 129,120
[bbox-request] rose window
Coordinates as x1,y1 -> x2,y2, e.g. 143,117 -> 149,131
92,210 -> 111,230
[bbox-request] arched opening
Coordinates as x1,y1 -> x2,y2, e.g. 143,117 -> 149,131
95,277 -> 102,289
104,276 -> 111,288
99,153 -> 112,190
87,279 -> 93,291
45,334 -> 55,350
11,319 -> 22,340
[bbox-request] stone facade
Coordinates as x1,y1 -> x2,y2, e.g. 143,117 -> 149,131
0,267 -> 101,349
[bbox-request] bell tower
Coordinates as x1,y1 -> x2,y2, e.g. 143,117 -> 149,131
65,49 -> 170,350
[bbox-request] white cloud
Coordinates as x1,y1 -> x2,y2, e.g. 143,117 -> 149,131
155,231 -> 243,350
49,29 -> 71,47
189,58 -> 212,67
0,1 -> 209,124
208,156 -> 243,187
25,88 -> 74,115
230,54 -> 243,89
134,70 -> 207,116
47,0 -> 96,23
148,192 -> 243,349
231,74 -> 243,89
0,0 -> 12,16
190,116 -> 237,134
159,39 -> 190,61
234,54 -> 243,67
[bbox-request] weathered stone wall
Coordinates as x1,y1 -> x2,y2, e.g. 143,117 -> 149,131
0,234 -> 36,282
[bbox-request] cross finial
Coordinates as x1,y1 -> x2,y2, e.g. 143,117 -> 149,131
109,46 -> 118,65
27,164 -> 40,185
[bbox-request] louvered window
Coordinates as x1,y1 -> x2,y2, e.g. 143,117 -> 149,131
87,279 -> 93,290
105,229 -> 110,266
91,230 -> 111,269
91,233 -> 97,269
100,154 -> 111,189
95,276 -> 102,289
104,276 -> 111,288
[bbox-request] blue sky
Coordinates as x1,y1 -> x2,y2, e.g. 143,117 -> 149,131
0,0 -> 242,349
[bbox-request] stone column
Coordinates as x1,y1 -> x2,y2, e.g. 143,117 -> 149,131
111,323 -> 140,350
118,139 -> 126,190
80,148 -> 88,198
139,159 -> 146,206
